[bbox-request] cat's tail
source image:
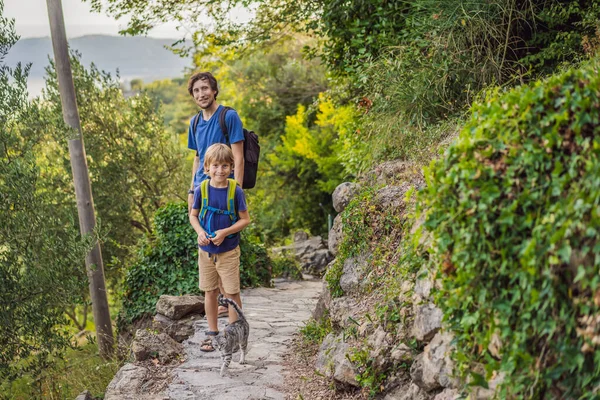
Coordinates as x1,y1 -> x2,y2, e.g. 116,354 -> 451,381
217,294 -> 246,322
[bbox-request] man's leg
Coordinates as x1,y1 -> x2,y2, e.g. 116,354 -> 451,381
217,277 -> 228,316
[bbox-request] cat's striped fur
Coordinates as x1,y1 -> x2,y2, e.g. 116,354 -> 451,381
213,294 -> 249,376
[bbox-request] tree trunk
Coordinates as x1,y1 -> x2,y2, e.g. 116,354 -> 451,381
46,0 -> 114,358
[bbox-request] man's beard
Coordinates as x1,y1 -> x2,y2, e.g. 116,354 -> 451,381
200,97 -> 214,109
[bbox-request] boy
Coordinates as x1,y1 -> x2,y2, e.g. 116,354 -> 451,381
189,144 -> 250,352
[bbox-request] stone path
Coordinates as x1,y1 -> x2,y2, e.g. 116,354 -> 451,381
164,278 -> 322,400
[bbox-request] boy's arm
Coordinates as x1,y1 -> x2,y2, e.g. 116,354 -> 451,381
210,210 -> 250,246
189,208 -> 211,246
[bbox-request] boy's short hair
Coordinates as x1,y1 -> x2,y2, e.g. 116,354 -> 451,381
204,143 -> 234,172
187,72 -> 219,99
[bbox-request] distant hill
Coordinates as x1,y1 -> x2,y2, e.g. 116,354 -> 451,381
5,35 -> 191,96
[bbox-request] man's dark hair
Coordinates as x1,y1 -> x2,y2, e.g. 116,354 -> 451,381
187,72 -> 219,99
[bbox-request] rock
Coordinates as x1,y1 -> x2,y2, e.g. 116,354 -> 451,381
433,389 -> 460,400
75,390 -> 92,400
272,236 -> 333,276
105,364 -> 149,399
328,296 -> 357,327
312,280 -> 331,321
315,333 -> 358,386
328,214 -> 343,256
131,329 -> 183,364
411,332 -> 457,392
153,312 -> 203,342
390,343 -> 415,363
332,182 -> 360,213
364,160 -> 425,187
411,303 -> 443,342
384,382 -> 431,400
294,230 -> 309,242
155,295 -> 204,321
413,268 -> 434,303
374,184 -> 413,213
339,253 -> 370,295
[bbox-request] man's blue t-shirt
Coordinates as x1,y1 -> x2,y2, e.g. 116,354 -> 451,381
188,105 -> 245,187
192,183 -> 248,254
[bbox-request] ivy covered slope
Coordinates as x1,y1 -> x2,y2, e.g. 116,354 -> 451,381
424,60 -> 600,397
118,203 -> 271,329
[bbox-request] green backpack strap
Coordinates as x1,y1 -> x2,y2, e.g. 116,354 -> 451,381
226,178 -> 238,223
200,179 -> 210,221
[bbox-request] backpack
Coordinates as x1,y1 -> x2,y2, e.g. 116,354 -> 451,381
192,106 -> 260,189
199,178 -> 238,239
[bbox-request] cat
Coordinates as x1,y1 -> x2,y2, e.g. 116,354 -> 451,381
212,294 -> 250,377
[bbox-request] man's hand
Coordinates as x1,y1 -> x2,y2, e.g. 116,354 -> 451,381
210,230 -> 226,246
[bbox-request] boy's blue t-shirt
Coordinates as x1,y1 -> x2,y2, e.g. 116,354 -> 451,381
187,105 -> 245,187
192,183 -> 248,254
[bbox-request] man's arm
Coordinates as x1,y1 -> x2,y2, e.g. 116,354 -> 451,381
188,155 -> 200,213
232,142 -> 244,186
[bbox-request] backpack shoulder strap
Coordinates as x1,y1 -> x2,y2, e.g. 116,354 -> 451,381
226,178 -> 238,222
200,179 -> 210,220
218,106 -> 232,145
192,111 -> 202,133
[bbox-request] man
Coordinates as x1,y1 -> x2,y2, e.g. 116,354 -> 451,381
187,71 -> 245,212
186,72 -> 245,319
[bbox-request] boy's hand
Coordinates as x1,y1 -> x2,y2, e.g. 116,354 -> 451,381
210,230 -> 226,246
197,234 -> 211,247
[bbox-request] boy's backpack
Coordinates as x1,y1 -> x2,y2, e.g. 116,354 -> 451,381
199,178 -> 238,239
192,106 -> 260,189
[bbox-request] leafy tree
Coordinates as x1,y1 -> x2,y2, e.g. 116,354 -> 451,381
0,4 -> 89,382
39,55 -> 188,283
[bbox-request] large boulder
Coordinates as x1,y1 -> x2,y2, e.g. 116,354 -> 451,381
411,303 -> 443,342
315,333 -> 358,386
433,389 -> 460,400
363,160 -> 425,187
332,182 -> 360,213
104,364 -> 169,400
328,214 -> 343,256
155,295 -> 204,320
374,184 -> 413,212
153,312 -> 203,342
410,332 -> 457,392
131,329 -> 183,364
312,279 -> 332,322
272,235 -> 333,276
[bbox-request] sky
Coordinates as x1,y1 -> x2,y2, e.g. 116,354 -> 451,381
4,0 -> 183,39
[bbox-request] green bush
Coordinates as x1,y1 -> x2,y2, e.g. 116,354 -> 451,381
423,60 -> 600,398
118,202 -> 272,328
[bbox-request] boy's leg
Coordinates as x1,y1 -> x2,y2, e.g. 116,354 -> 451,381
215,246 -> 242,325
224,292 -> 242,324
217,277 -> 228,316
198,250 -> 220,350
205,288 -> 219,333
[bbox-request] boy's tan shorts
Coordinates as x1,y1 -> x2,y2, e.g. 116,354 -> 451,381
198,246 -> 241,294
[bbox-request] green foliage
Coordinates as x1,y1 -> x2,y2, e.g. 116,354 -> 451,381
299,317 -> 332,346
1,342 -> 121,399
423,59 -> 600,398
118,202 -> 272,327
271,253 -> 303,280
0,6 -> 90,382
39,54 -> 187,284
348,345 -> 386,398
